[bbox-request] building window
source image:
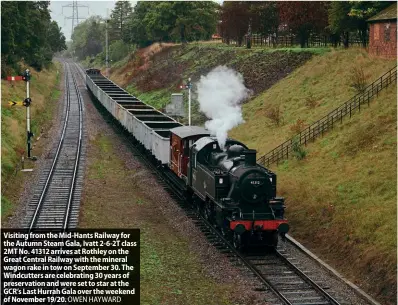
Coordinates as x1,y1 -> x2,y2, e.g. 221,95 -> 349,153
374,24 -> 380,40
384,23 -> 391,42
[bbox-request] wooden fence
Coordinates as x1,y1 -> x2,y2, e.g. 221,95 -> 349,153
222,33 -> 366,48
257,66 -> 397,167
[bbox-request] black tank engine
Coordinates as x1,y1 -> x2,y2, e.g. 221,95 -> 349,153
186,136 -> 288,249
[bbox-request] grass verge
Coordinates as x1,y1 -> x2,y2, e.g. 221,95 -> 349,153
1,62 -> 62,220
273,85 -> 396,304
227,48 -> 396,303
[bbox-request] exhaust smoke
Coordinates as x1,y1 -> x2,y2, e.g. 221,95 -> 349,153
196,66 -> 249,149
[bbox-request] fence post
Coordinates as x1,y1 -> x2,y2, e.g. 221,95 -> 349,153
358,97 -> 361,112
350,104 -> 352,118
368,91 -> 370,106
305,127 -> 309,145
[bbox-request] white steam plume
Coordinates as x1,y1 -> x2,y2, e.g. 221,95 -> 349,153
196,66 -> 249,149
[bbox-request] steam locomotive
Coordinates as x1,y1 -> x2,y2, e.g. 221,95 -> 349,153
85,68 -> 288,250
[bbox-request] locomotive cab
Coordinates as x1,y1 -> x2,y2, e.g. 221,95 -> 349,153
169,126 -> 210,184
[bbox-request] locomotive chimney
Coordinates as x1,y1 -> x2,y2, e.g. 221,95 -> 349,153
244,149 -> 257,166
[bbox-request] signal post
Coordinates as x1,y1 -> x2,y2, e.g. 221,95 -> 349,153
6,69 -> 35,165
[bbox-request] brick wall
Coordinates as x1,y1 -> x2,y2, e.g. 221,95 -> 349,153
368,21 -> 397,58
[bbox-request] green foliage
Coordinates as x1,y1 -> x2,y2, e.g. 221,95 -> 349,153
278,160 -> 289,171
109,1 -> 133,42
109,40 -> 134,63
124,2 -> 219,47
75,22 -> 135,66
136,199 -> 144,205
71,16 -> 106,61
1,2 -> 66,73
1,196 -> 12,217
328,1 -> 394,47
291,136 -> 307,160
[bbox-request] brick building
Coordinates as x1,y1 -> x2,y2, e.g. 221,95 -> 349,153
367,3 -> 397,58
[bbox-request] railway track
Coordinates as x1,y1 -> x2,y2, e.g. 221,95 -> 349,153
87,87 -> 346,305
22,61 -> 85,230
186,212 -> 342,305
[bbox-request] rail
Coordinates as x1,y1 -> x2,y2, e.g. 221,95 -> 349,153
257,66 -> 397,167
28,62 -> 83,230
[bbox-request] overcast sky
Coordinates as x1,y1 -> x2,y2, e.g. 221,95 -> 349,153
50,1 -> 136,40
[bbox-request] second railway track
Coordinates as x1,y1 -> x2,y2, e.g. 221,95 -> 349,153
22,61 -> 85,230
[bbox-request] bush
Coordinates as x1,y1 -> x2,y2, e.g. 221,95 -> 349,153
291,136 -> 307,160
350,67 -> 367,94
109,40 -> 135,63
265,104 -> 282,126
305,92 -> 320,108
290,119 -> 307,135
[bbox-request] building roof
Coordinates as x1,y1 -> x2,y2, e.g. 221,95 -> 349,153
367,3 -> 397,22
170,126 -> 210,139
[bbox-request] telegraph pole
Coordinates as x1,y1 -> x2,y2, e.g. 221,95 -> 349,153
188,78 -> 192,126
179,78 -> 192,126
106,16 -> 110,77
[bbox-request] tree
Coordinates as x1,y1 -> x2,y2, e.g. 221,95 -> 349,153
220,2 -> 279,47
48,21 -> 67,53
328,2 -> 353,48
253,2 -> 279,37
71,16 -> 106,60
278,1 -> 329,48
220,2 -> 252,46
328,1 -> 394,48
124,2 -> 154,47
170,2 -> 219,42
109,1 -> 133,42
1,1 -> 66,73
124,1 -> 218,46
